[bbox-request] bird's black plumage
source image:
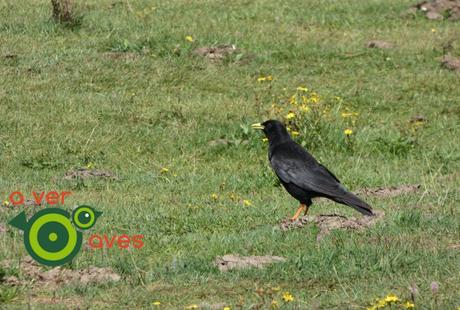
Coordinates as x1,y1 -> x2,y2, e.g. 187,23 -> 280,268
256,120 -> 373,216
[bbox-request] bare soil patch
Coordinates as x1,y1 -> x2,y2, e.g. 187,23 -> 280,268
215,255 -> 286,272
355,184 -> 420,198
63,168 -> 118,180
194,45 -> 238,61
410,0 -> 460,20
441,55 -> 460,71
366,40 -> 394,49
280,211 -> 384,241
1,256 -> 121,288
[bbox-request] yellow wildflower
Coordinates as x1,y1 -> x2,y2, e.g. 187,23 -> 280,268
262,138 -> 269,142
160,167 -> 169,174
243,199 -> 252,206
271,286 -> 281,292
285,112 -> 296,120
341,112 -> 358,118
310,95 -> 319,103
384,294 -> 400,303
289,95 -> 298,105
185,35 -> 194,42
344,128 -> 353,136
282,292 -> 294,302
403,301 -> 415,309
297,86 -> 308,92
431,28 -> 437,33
223,307 -> 231,310
2,200 -> 10,206
211,193 -> 218,200
257,75 -> 272,82
152,301 -> 161,306
86,162 -> 94,169
291,131 -> 299,137
185,305 -> 198,310
299,105 -> 310,113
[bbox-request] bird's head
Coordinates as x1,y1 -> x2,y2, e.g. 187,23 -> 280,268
251,120 -> 291,144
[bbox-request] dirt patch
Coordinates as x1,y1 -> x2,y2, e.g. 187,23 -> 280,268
63,168 -> 118,180
410,115 -> 428,124
280,211 -> 384,241
215,255 -> 286,272
366,40 -> 394,49
410,0 -> 460,20
441,55 -> 460,71
1,256 -> 121,288
194,44 -> 237,60
447,244 -> 460,249
356,184 -> 420,198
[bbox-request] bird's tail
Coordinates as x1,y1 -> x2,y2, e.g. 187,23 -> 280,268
334,192 -> 374,216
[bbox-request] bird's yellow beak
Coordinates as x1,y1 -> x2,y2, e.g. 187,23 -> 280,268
251,123 -> 264,130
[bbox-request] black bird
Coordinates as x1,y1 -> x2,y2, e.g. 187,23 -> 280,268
252,120 -> 373,219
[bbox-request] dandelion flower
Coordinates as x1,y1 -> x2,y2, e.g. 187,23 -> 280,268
344,128 -> 353,136
211,193 -> 218,200
431,28 -> 437,33
152,301 -> 161,306
285,112 -> 296,120
185,305 -> 198,310
185,35 -> 194,42
86,162 -> 94,169
299,105 -> 310,113
297,86 -> 308,92
282,292 -> 294,302
403,301 -> 415,309
384,294 -> 400,303
2,200 -> 10,206
160,167 -> 169,174
310,95 -> 319,104
243,199 -> 252,206
257,75 -> 272,82
223,307 -> 231,310
291,131 -> 299,136
262,138 -> 269,142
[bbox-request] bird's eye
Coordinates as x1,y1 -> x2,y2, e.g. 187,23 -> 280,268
72,206 -> 98,230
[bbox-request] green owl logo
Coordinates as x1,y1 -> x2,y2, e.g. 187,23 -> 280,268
9,205 -> 102,266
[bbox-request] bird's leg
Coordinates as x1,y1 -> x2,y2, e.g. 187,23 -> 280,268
290,204 -> 306,221
303,204 -> 310,216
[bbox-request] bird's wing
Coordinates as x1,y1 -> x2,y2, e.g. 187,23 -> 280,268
270,142 -> 347,198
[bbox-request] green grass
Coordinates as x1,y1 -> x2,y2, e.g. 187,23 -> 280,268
1,0 -> 459,308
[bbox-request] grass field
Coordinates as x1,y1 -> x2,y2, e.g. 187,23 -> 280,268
0,0 -> 459,308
